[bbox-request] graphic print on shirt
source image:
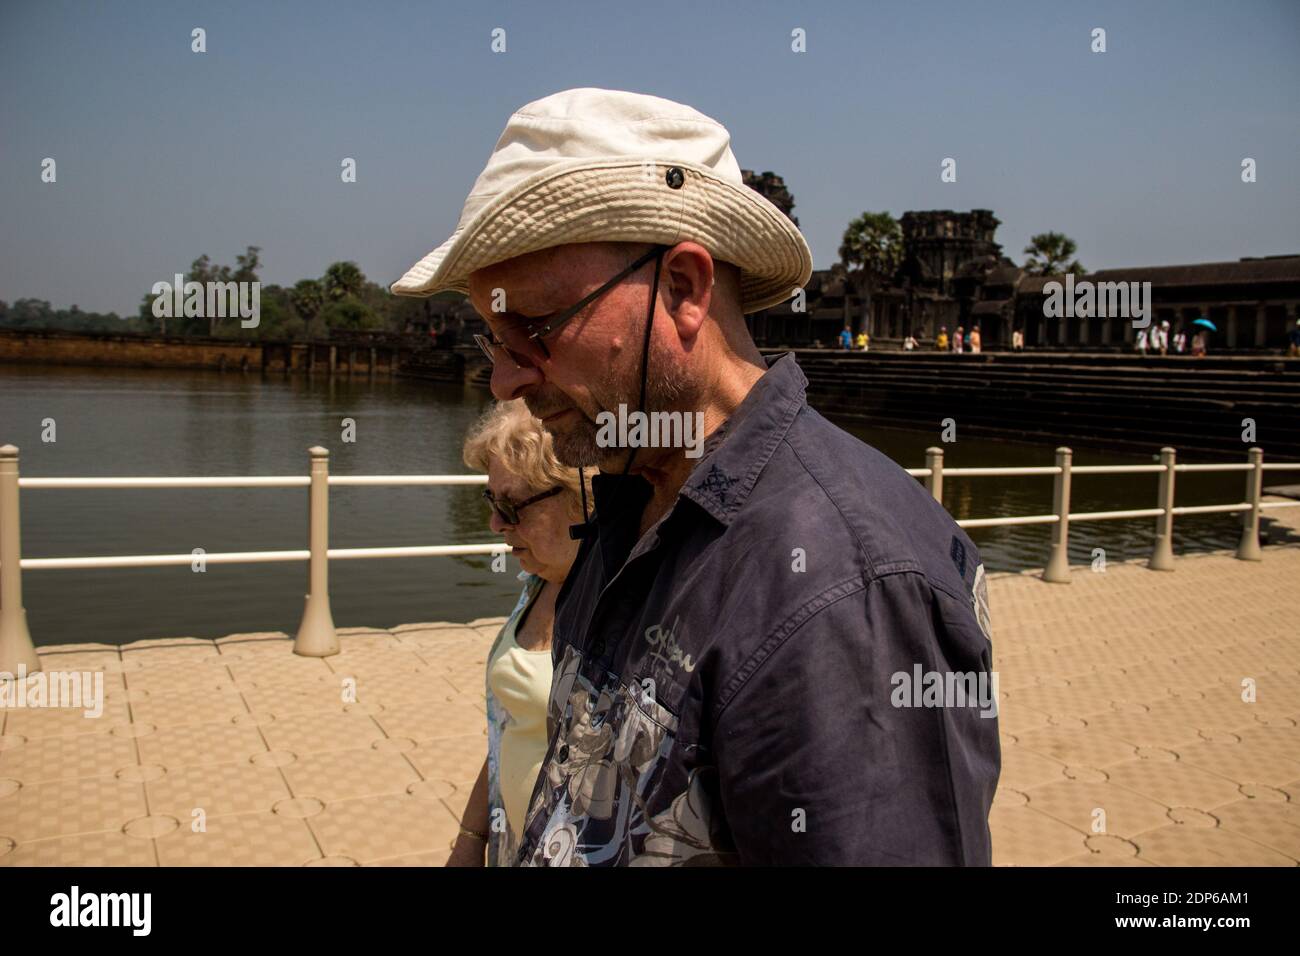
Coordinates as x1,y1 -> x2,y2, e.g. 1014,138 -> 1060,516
643,614 -> 696,678
517,643 -> 735,866
971,562 -> 993,644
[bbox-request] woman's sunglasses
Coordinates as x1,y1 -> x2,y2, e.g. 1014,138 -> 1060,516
473,244 -> 667,369
483,485 -> 563,525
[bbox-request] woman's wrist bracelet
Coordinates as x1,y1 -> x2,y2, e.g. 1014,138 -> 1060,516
457,824 -> 489,843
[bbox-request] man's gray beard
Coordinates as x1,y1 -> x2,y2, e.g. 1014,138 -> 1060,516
550,415 -> 603,469
539,348 -> 692,470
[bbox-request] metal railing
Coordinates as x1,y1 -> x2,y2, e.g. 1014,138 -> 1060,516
911,445 -> 1300,583
0,444 -> 507,672
1,443 -> 1298,671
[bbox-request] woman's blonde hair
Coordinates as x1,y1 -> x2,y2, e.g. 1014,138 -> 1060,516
462,399 -> 591,516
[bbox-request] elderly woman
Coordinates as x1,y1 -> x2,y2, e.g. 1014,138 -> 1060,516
447,399 -> 589,867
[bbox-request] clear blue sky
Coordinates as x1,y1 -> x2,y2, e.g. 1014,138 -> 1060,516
2,0 -> 1297,317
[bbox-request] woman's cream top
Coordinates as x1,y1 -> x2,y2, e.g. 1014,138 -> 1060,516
486,590 -> 554,838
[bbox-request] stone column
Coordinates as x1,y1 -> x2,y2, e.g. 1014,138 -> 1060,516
1255,305 -> 1267,347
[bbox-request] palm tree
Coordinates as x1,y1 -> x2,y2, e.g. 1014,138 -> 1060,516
1023,233 -> 1086,275
324,261 -> 365,301
839,212 -> 902,337
290,279 -> 325,323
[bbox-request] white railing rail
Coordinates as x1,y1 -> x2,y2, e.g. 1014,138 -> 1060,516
0,444 -> 508,670
909,445 -> 1300,583
1,443 -> 1298,670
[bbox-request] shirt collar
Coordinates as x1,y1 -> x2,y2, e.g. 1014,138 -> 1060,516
679,351 -> 807,527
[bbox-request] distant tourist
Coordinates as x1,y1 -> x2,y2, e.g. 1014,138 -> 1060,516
963,328 -> 973,352
969,326 -> 981,354
452,400 -> 590,867
936,326 -> 949,350
856,330 -> 870,351
1173,327 -> 1188,354
1154,320 -> 1170,357
840,326 -> 853,350
1135,327 -> 1149,355
953,325 -> 965,353
1011,327 -> 1024,351
1192,329 -> 1208,357
903,334 -> 917,351
1288,319 -> 1300,357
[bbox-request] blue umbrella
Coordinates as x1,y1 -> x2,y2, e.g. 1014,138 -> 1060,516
1193,317 -> 1217,331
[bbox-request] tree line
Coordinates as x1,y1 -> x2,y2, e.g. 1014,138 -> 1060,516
0,247 -> 454,340
3,223 -> 1086,341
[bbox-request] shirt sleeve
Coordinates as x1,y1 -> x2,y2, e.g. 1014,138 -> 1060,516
712,571 -> 1000,865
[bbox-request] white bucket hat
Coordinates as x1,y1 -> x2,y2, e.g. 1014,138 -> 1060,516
389,87 -> 813,315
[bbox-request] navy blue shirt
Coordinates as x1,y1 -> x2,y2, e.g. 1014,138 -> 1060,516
516,352 -> 1000,866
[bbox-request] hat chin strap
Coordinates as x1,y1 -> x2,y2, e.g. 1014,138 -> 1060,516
622,249 -> 664,477
569,247 -> 665,540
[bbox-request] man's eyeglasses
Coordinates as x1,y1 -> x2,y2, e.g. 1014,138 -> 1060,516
483,485 -> 563,525
474,244 -> 668,368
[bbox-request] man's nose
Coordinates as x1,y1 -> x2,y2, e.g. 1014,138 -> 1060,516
490,358 -> 544,401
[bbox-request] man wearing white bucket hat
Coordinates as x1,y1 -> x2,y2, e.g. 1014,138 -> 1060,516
393,88 -> 1000,866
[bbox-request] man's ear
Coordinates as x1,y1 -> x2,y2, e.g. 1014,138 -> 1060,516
663,244 -> 714,344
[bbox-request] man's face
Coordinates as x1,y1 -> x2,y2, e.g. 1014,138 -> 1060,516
467,242 -> 690,470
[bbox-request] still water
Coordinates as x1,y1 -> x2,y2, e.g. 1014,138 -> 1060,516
0,364 -> 1254,646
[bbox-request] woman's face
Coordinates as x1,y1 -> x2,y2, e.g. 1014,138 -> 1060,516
485,457 -> 581,581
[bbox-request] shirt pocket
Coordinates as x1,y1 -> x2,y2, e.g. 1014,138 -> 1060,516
612,678 -> 679,788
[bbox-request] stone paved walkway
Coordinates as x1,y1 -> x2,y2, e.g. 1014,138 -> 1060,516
2,502 -> 1298,866
989,518 -> 1300,866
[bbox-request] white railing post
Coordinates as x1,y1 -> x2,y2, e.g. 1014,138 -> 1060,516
1043,446 -> 1072,583
1236,446 -> 1264,561
294,446 -> 339,657
0,445 -> 40,673
1150,446 -> 1177,570
925,446 -> 944,502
